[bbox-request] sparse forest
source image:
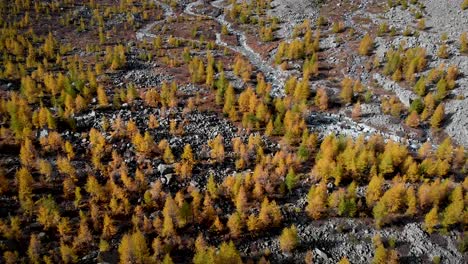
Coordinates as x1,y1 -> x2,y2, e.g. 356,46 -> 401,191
0,0 -> 466,263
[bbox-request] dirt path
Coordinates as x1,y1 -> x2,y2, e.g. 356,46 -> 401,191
185,0 -> 288,96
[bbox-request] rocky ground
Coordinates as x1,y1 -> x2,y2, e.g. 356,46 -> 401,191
96,0 -> 468,261
271,0 -> 468,150
370,0 -> 468,147
268,0 -> 322,39
0,0 -> 466,263
240,218 -> 464,264
178,1 -> 466,262
176,0 -> 468,151
214,0 -> 466,262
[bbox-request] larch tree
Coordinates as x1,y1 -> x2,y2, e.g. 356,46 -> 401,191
177,144 -> 195,179
269,200 -> 283,227
437,44 -> 449,59
238,87 -> 254,112
152,237 -> 163,260
285,168 -> 298,192
73,213 -> 93,250
118,230 -> 150,264
162,195 -> 178,237
43,32 -> 56,59
63,140 -> 75,160
405,187 -> 418,216
258,198 -> 272,228
163,144 -> 175,164
227,212 -> 242,238
384,182 -> 407,214
217,241 -> 242,264
208,135 -> 225,163
17,167 -> 34,212
36,195 -> 60,230
20,138 -> 35,167
191,190 -> 202,222
21,76 -> 38,103
372,243 -> 387,264
340,77 -> 354,104
293,79 -> 310,103
424,205 -> 439,234
144,89 -> 160,107
305,182 -> 328,220
207,173 -> 218,199
28,234 -> 41,264
358,34 -> 373,55
193,243 -> 215,264
110,45 -> 127,70
435,78 -> 447,100
202,193 -> 216,223
372,198 -> 390,229
235,185 -> 248,215
162,254 -> 174,264
379,152 -> 394,176
206,63 -> 214,88
223,84 -> 235,114
148,114 -> 159,129
338,256 -> 351,264
414,76 -> 426,96
102,214 -> 117,239
441,186 -> 464,229
387,249 -> 399,264
97,85 -> 109,106
181,143 -> 194,164
436,137 -> 453,162
339,182 -> 357,217
258,198 -> 282,228
211,216 -> 224,233
247,213 -> 260,233
279,225 -> 299,253
315,87 -> 328,111
460,32 -> 467,53
421,93 -> 435,120
430,104 -> 444,129
405,111 -> 420,128
60,242 -> 77,264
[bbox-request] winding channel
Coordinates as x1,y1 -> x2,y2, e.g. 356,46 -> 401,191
136,0 -> 424,148
137,0 -> 287,96
186,0 -> 287,96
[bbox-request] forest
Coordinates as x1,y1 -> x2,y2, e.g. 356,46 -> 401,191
0,0 -> 467,263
